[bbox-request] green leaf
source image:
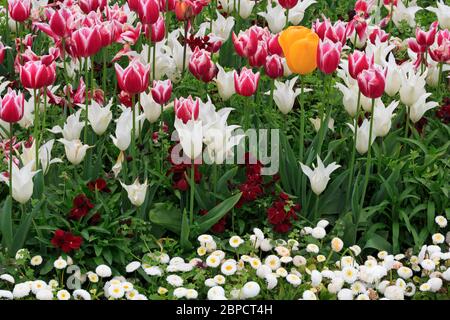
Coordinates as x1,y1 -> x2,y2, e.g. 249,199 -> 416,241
0,197 -> 13,252
195,192 -> 242,235
364,233 -> 392,252
180,210 -> 192,250
216,166 -> 238,194
149,203 -> 182,234
427,201 -> 435,234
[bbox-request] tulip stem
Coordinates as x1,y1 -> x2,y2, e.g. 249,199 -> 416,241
189,163 -> 195,225
160,104 -> 164,173
152,41 -> 157,81
131,94 -> 136,177
359,98 -> 376,213
314,194 -> 320,221
286,9 -> 289,27
102,48 -> 107,95
33,89 -> 40,170
269,78 -> 274,110
404,105 -> 410,138
9,123 -> 13,198
346,89 -> 361,205
298,78 -> 305,163
84,58 -> 89,144
316,74 -> 328,157
438,62 -> 443,97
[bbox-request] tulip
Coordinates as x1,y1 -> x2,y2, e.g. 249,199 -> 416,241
79,0 -> 107,14
428,30 -> 450,63
0,161 -> 37,203
211,11 -> 235,42
159,0 -> 175,11
232,28 -> 258,58
399,66 -> 427,106
271,76 -> 308,115
279,26 -> 320,75
121,178 -> 148,207
426,1 -> 450,29
48,109 -> 84,141
258,4 -> 286,34
174,0 -> 195,21
357,67 -> 386,99
151,79 -> 172,105
47,8 -> 72,38
335,82 -> 360,117
115,59 -> 150,94
140,91 -> 162,123
300,156 -> 340,196
86,99 -> 113,136
8,0 -> 31,22
20,139 -> 62,174
0,41 -> 9,65
265,55 -> 284,79
409,93 -> 439,123
268,34 -> 283,56
214,64 -> 235,101
111,107 -> 133,151
415,21 -> 438,48
58,139 -> 92,165
324,21 -> 348,45
147,15 -> 165,42
347,119 -> 376,155
279,0 -> 299,9
70,27 -> 102,58
174,96 -> 200,123
309,116 -> 334,133
317,39 -> 342,74
385,54 -> 402,97
234,67 -> 260,97
20,60 -> 56,89
348,50 -> 372,79
137,0 -> 160,25
0,89 -> 24,123
369,28 -> 390,44
189,47 -> 217,83
174,118 -> 203,160
373,100 -> 399,137
112,151 -> 125,178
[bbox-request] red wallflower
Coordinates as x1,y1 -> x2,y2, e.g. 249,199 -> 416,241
68,194 -> 94,220
436,99 -> 450,124
87,178 -> 110,193
51,229 -> 83,253
166,145 -> 202,191
267,192 -> 300,233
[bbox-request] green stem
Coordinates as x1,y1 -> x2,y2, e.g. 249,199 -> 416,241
286,9 -> 289,27
346,90 -> 361,205
102,48 -> 107,95
41,87 -> 47,143
359,98 -> 376,211
316,74 -> 328,156
298,78 -> 305,162
131,94 -> 136,176
182,20 -> 189,78
9,123 -> 13,198
314,194 -> 319,221
33,89 -> 40,169
84,58 -> 89,143
404,105 -> 410,138
189,163 -> 195,225
152,40 -> 157,81
269,78 -> 274,110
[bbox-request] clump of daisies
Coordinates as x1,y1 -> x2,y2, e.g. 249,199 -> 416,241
1,217 -> 450,300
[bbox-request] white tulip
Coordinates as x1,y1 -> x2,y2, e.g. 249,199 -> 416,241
20,140 -> 62,174
281,58 -> 293,77
212,11 -> 235,41
348,119 -> 376,155
0,161 -> 38,204
408,93 -> 439,123
217,0 -> 234,13
385,54 -> 402,97
365,39 -> 395,68
18,92 -> 35,129
235,0 -> 255,19
309,116 -> 334,133
58,139 -> 92,165
392,0 -> 422,28
373,100 -> 399,137
121,178 -> 148,207
272,76 -> 310,115
258,5 -> 286,34
112,151 -> 125,178
399,65 -> 427,106
335,82 -> 359,117
174,118 -> 203,160
427,0 -> 450,29
299,156 -> 341,195
140,91 -> 162,123
49,109 -> 84,141
215,64 -> 236,101
82,99 -> 113,135
288,0 -> 317,25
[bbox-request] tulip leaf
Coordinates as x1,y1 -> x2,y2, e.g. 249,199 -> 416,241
363,233 -> 392,252
180,210 -> 192,250
195,192 -> 242,235
216,166 -> 238,194
0,196 -> 13,252
149,203 -> 182,234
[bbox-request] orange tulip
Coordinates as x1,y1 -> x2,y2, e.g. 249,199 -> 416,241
279,26 -> 320,75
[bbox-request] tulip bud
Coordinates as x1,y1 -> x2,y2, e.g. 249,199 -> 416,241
137,0 -> 160,25
0,42 -> 9,65
174,0 -> 195,21
121,178 -> 148,207
188,47 -> 217,83
58,139 -> 92,165
115,59 -> 150,95
317,39 -> 342,74
234,67 -> 260,97
0,89 -> 24,123
415,21 -> 438,48
48,9 -> 71,38
300,156 -> 340,196
174,96 -> 200,123
268,34 -> 283,56
79,0 -> 107,14
232,28 -> 258,58
369,28 -> 390,44
214,64 -> 235,101
151,79 -> 172,105
140,91 -> 162,123
20,60 -> 56,89
348,50 -> 372,79
8,0 -> 31,22
248,41 -> 268,68
0,161 -> 37,203
147,15 -> 165,42
71,26 -> 102,58
264,55 -> 284,79
357,66 -> 386,99
278,0 -> 298,9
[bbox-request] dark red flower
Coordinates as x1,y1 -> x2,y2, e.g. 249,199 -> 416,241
436,100 -> 450,124
87,178 -> 110,193
68,194 -> 94,220
267,193 -> 300,233
51,229 -> 83,253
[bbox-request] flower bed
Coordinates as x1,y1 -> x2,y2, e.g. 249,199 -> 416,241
0,0 -> 449,301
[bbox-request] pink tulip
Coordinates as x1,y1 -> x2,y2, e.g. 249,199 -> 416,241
8,0 -> 31,22
264,55 -> 284,79
234,67 -> 260,97
317,39 -> 342,74
369,28 -> 389,44
278,0 -> 298,9
119,23 -> 142,45
70,26 -> 102,58
151,79 -> 172,105
313,18 -> 331,41
146,15 -> 165,42
0,89 -> 24,123
415,21 -> 438,48
99,22 -> 116,47
268,34 -> 283,56
249,42 -> 268,68
174,96 -> 200,123
0,42 -> 9,65
348,50 -> 372,79
128,0 -> 141,11
159,0 -> 175,11
429,30 -> 450,63
232,28 -> 258,58
189,47 -> 217,83
79,0 -> 107,14
20,60 -> 56,89
115,59 -> 150,94
354,0 -> 369,18
325,21 -> 348,45
137,0 -> 160,25
48,8 -> 72,38
357,66 -> 385,99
